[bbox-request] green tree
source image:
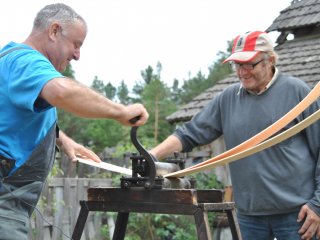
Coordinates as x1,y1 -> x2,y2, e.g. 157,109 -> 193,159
91,76 -> 106,95
82,77 -> 124,152
117,80 -> 130,104
105,82 -> 116,100
178,42 -> 233,105
131,80 -> 144,103
85,119 -> 125,153
63,63 -> 75,78
142,77 -> 176,143
179,70 -> 209,104
141,65 -> 153,84
207,42 -> 233,86
170,78 -> 182,104
156,61 -> 162,79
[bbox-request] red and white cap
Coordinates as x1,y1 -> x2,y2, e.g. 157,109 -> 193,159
223,31 -> 274,63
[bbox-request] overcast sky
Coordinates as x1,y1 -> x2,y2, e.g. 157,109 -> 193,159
1,0 -> 293,89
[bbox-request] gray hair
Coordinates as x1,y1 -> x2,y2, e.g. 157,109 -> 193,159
265,51 -> 279,65
33,3 -> 87,31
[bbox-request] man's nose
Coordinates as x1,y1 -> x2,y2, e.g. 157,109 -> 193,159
238,66 -> 250,74
73,50 -> 80,61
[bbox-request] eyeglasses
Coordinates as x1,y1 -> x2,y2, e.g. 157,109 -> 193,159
231,58 -> 265,71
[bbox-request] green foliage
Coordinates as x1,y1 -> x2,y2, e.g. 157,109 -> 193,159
193,172 -> 223,190
141,65 -> 154,84
117,80 -> 130,104
207,48 -> 233,86
105,82 -> 117,100
91,76 -> 106,94
142,78 -> 176,143
124,214 -> 197,240
100,224 -> 110,239
99,213 -> 199,240
178,43 -> 233,105
139,64 -> 177,144
85,119 -> 126,153
48,158 -> 64,177
170,79 -> 182,104
57,109 -> 91,144
63,64 -> 75,78
179,71 -> 209,104
131,81 -> 145,102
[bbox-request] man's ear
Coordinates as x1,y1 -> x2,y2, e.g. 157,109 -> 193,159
270,56 -> 276,66
49,23 -> 61,41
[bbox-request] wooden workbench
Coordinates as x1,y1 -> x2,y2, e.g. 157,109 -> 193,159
72,187 -> 242,240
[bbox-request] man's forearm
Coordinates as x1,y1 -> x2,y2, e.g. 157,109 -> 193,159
41,77 -> 126,119
149,135 -> 183,160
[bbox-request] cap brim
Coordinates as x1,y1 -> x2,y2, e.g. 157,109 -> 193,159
223,51 -> 260,63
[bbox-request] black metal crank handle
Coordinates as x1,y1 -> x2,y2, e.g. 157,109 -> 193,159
129,116 -> 141,124
130,126 -> 156,189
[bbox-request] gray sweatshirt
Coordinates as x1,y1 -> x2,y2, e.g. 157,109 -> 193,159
174,72 -> 320,216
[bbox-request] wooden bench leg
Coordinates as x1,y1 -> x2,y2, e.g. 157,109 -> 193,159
112,212 -> 129,240
226,209 -> 242,240
72,201 -> 90,240
194,207 -> 212,240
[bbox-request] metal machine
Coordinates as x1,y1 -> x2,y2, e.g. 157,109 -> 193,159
120,126 -> 195,189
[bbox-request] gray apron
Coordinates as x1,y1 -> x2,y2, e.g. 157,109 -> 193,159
0,124 -> 57,240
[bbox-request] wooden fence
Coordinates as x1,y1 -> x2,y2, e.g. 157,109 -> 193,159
29,178 -> 112,240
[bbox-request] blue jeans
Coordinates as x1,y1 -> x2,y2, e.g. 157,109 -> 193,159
237,211 -> 316,240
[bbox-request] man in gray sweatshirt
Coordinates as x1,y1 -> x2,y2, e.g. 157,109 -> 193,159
150,31 -> 320,240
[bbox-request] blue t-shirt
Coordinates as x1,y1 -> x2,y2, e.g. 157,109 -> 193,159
0,42 -> 63,174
